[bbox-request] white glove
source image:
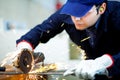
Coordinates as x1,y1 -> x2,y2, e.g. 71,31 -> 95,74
16,41 -> 33,51
63,54 -> 113,80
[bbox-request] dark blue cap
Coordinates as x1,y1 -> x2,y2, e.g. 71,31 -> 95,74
60,0 -> 105,17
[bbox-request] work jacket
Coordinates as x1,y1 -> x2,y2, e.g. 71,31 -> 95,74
17,1 -> 120,79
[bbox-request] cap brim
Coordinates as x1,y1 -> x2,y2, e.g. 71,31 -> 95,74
60,2 -> 93,17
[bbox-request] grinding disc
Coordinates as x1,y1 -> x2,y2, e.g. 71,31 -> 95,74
17,48 -> 34,73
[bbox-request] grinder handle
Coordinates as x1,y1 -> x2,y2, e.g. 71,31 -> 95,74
33,52 -> 45,64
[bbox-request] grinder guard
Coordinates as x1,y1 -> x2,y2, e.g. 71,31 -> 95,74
13,48 -> 34,73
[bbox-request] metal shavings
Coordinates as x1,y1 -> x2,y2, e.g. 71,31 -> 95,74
80,49 -> 87,60
78,46 -> 81,48
76,46 -> 80,50
30,63 -> 57,73
72,44 -> 75,47
75,45 -> 87,60
81,53 -> 87,60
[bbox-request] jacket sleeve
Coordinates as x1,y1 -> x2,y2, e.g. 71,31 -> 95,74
108,52 -> 120,77
106,1 -> 120,77
16,8 -> 68,49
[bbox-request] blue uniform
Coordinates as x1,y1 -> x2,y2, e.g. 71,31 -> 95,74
17,1 -> 120,79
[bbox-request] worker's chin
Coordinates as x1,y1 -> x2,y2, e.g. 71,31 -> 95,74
75,25 -> 87,30
75,27 -> 86,30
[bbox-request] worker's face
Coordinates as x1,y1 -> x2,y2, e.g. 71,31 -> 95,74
71,3 -> 106,30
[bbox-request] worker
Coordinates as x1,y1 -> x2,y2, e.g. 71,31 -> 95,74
15,0 -> 120,80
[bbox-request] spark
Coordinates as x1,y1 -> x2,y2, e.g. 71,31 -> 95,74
72,44 -> 75,46
0,51 -> 17,67
30,63 -> 57,73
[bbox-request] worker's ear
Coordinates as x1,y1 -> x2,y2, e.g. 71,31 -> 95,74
98,3 -> 106,14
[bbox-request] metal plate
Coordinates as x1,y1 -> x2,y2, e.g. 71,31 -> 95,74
0,71 -> 64,75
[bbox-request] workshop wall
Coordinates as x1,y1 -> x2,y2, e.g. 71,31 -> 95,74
0,0 -> 56,29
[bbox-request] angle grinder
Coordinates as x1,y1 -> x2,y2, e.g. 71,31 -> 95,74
12,48 -> 45,73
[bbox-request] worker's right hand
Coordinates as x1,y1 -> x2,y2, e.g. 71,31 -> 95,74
64,60 -> 108,80
63,54 -> 113,80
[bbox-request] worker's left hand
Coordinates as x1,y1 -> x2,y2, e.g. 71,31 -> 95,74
63,54 -> 113,80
